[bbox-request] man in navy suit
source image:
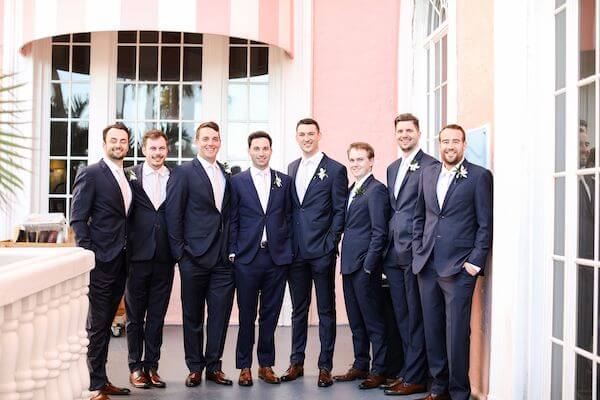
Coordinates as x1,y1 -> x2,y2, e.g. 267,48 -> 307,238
412,124 -> 493,400
228,131 -> 293,386
165,121 -> 235,387
383,114 -> 438,396
125,130 -> 174,390
282,118 -> 348,387
71,123 -> 133,400
333,142 -> 390,390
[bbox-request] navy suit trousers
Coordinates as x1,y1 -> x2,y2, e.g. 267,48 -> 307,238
125,260 -> 174,372
234,248 -> 288,369
417,263 -> 477,400
342,269 -> 387,375
287,253 -> 337,370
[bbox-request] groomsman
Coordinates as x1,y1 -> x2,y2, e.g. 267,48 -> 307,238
383,114 -> 438,396
71,123 -> 133,400
283,118 -> 348,387
228,131 -> 293,386
412,124 -> 493,400
333,142 -> 390,390
125,130 -> 174,389
166,122 -> 235,387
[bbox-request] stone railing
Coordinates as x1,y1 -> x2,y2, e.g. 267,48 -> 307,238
0,247 -> 94,400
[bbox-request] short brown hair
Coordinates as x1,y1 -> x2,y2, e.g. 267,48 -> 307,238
347,142 -> 375,159
102,122 -> 131,143
195,121 -> 220,140
142,129 -> 168,148
248,131 -> 272,148
394,113 -> 420,131
439,124 -> 466,142
296,118 -> 320,132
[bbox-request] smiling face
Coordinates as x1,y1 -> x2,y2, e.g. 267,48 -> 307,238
395,120 -> 421,154
439,127 -> 466,167
296,123 -> 321,157
196,126 -> 221,163
348,148 -> 373,181
249,137 -> 272,169
142,136 -> 168,170
103,128 -> 129,162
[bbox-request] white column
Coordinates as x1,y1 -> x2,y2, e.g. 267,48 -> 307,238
56,281 -> 74,400
44,286 -> 61,400
14,295 -> 35,399
0,302 -> 21,400
78,281 -> 90,400
31,290 -> 50,400
67,278 -> 82,400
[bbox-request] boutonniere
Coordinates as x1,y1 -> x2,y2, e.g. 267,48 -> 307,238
273,173 -> 282,188
408,160 -> 420,172
221,161 -> 232,175
314,167 -> 328,181
127,170 -> 137,181
454,164 -> 468,179
354,186 -> 366,197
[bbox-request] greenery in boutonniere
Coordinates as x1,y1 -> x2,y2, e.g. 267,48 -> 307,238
127,169 -> 137,181
408,160 -> 420,172
314,167 -> 328,180
354,185 -> 366,196
453,164 -> 468,179
273,173 -> 282,188
221,161 -> 232,175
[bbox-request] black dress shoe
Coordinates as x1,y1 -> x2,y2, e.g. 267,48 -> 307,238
185,372 -> 202,387
99,382 -> 131,396
146,368 -> 166,388
206,370 -> 233,386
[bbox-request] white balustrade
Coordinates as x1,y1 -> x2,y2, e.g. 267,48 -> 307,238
0,248 -> 94,400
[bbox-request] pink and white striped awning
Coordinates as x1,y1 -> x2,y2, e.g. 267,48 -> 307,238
19,0 -> 294,57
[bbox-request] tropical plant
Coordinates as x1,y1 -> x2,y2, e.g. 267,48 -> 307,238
0,72 -> 29,207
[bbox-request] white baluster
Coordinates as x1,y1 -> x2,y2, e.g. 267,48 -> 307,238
0,302 -> 21,400
57,281 -> 73,400
68,277 -> 82,399
31,290 -> 50,400
44,286 -> 61,400
15,295 -> 35,399
78,279 -> 90,400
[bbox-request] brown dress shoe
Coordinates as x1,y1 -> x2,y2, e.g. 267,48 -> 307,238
206,370 -> 233,386
379,377 -> 403,389
146,368 -> 166,388
90,393 -> 111,400
280,364 -> 304,382
258,366 -> 281,384
317,368 -> 333,387
358,374 -> 386,389
238,368 -> 253,386
129,369 -> 150,389
99,382 -> 131,396
332,368 -> 369,382
416,393 -> 450,400
185,372 -> 202,387
385,382 -> 428,395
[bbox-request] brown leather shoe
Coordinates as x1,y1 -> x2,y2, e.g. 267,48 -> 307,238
258,366 -> 281,384
379,377 -> 403,389
238,368 -> 253,386
99,382 -> 131,396
146,368 -> 166,388
416,394 -> 450,400
206,370 -> 233,386
280,364 -> 304,382
129,369 -> 150,389
359,374 -> 386,389
317,368 -> 333,387
90,393 -> 111,400
185,372 -> 202,387
385,382 -> 428,395
333,367 -> 369,382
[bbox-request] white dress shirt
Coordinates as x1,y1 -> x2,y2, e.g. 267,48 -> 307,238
393,148 -> 420,198
295,151 -> 324,204
142,162 -> 169,210
250,166 -> 271,242
197,155 -> 226,211
348,172 -> 372,210
103,157 -> 132,213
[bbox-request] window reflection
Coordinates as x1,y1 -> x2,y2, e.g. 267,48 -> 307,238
49,160 -> 67,194
578,83 -> 595,169
578,175 -> 594,260
575,354 -> 592,400
576,265 -> 594,352
579,0 -> 596,78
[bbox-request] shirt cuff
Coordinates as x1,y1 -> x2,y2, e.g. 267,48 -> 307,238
464,261 -> 481,275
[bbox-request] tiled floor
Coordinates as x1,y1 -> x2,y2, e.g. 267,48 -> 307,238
106,325 -> 428,400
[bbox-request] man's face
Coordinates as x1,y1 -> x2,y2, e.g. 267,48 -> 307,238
196,127 -> 221,162
395,120 -> 420,153
249,137 -> 272,169
439,128 -> 466,166
348,148 -> 373,181
103,128 -> 129,161
142,136 -> 168,169
580,129 -> 590,167
296,123 -> 321,155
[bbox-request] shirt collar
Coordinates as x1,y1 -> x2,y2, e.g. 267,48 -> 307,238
143,161 -> 169,177
401,148 -> 420,165
354,172 -> 372,190
103,157 -> 123,174
197,155 -> 219,170
250,166 -> 271,177
301,151 -> 323,166
442,158 -> 465,174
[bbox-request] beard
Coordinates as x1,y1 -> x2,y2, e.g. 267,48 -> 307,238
108,148 -> 126,161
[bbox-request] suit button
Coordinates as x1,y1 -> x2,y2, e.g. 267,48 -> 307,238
396,211 -> 400,214
441,215 -> 445,219
436,235 -> 441,238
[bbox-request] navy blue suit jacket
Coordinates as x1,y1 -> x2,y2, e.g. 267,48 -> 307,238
386,150 -> 439,266
70,159 -> 131,263
165,158 -> 231,266
340,175 -> 390,275
228,168 -> 293,266
126,163 -> 174,264
412,159 -> 493,277
287,154 -> 348,259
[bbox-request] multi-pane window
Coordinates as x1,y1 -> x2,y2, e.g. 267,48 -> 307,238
425,0 -> 447,157
115,31 -> 203,168
227,38 -> 269,168
48,33 -> 91,218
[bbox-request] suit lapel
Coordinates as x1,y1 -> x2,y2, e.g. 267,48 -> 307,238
217,161 -> 231,213
429,163 -> 442,214
301,154 -> 328,204
266,169 -> 279,214
347,175 -> 374,217
244,170 -> 265,214
132,163 -> 155,210
289,159 -> 301,206
192,157 -> 217,211
100,159 -> 126,215
388,158 -> 401,205
440,160 -> 468,213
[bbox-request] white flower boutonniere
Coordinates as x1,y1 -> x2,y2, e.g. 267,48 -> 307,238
454,164 -> 468,180
222,161 -> 232,175
408,160 -> 420,172
316,167 -> 328,180
354,186 -> 366,197
274,173 -> 282,188
127,170 -> 137,181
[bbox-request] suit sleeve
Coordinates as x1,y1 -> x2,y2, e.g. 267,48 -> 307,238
165,168 -> 187,260
228,180 -> 240,255
363,184 -> 390,272
467,170 -> 493,271
330,164 -> 349,246
70,167 -> 95,251
412,172 -> 426,254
